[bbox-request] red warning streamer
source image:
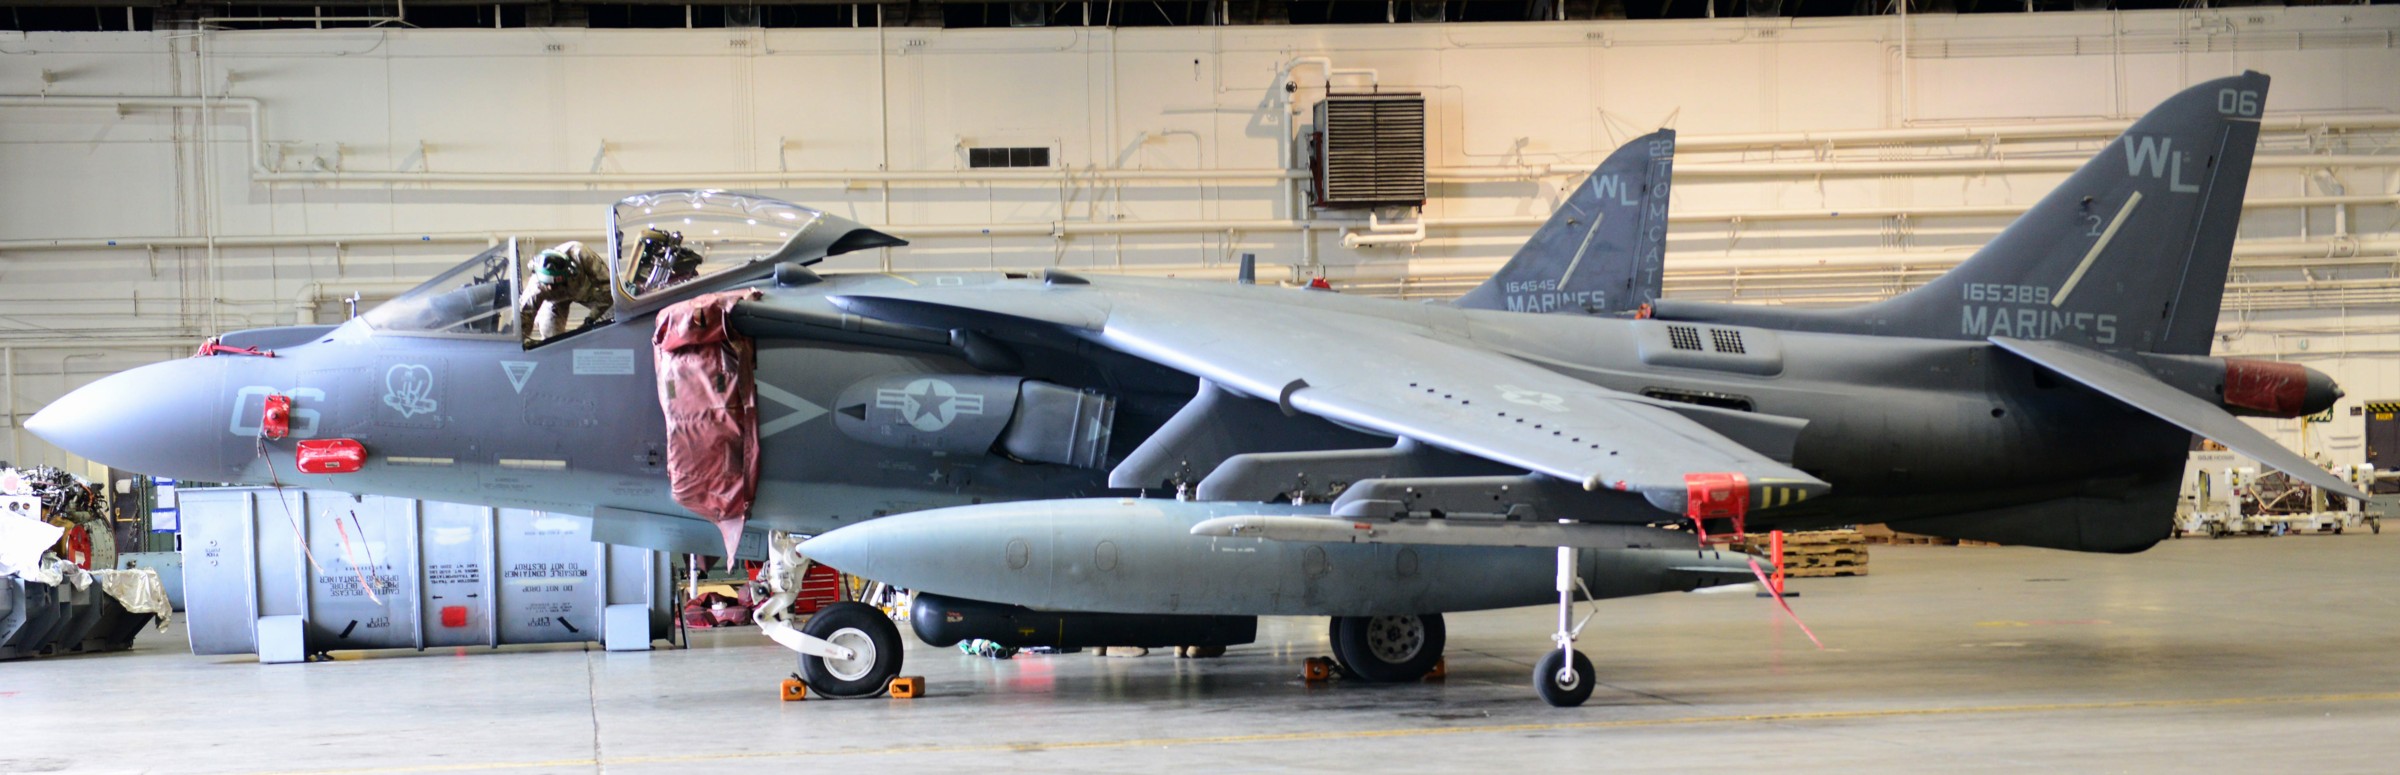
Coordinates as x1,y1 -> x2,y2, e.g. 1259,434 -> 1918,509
1749,556 -> 1824,650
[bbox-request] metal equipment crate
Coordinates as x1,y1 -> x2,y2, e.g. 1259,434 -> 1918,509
178,488 -> 675,661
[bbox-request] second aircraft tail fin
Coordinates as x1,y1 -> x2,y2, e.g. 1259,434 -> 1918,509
1455,129 -> 1674,315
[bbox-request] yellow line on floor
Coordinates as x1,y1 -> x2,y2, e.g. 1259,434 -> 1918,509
261,690 -> 2400,774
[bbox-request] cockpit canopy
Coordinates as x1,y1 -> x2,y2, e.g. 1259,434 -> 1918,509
359,191 -> 898,340
610,190 -> 827,301
359,242 -> 517,336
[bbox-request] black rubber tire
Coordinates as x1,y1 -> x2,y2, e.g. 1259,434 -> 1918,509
1331,613 -> 1445,682
1325,618 -> 1358,679
796,602 -> 904,699
1533,648 -> 1596,708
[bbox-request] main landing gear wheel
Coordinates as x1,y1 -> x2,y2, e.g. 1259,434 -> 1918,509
1330,614 -> 1446,682
1533,649 -> 1596,708
796,602 -> 904,698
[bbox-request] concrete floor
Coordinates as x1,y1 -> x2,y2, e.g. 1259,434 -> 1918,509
3,534 -> 2396,774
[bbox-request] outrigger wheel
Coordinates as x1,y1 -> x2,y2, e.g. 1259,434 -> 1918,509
1328,614 -> 1446,682
1534,543 -> 1597,707
1534,648 -> 1596,707
796,602 -> 905,698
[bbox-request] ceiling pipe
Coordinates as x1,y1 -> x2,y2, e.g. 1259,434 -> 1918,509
1677,114 -> 2400,151
1342,213 -> 1427,248
199,0 -> 404,26
7,194 -> 2389,254
10,94 -> 2392,189
1434,155 -> 2400,181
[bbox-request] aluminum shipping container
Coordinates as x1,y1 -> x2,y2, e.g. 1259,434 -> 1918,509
178,488 -> 675,660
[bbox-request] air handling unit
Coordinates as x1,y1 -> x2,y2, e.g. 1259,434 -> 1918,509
1309,92 -> 1427,209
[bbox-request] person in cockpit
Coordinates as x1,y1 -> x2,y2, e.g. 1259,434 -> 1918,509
516,241 -> 614,341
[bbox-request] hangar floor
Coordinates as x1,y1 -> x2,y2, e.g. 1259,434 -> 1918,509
4,535 -> 2396,773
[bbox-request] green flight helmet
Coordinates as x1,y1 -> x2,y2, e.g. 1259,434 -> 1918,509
535,248 -> 575,278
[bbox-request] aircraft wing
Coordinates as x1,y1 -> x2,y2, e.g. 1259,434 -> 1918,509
1988,337 -> 2367,501
833,280 -> 1827,515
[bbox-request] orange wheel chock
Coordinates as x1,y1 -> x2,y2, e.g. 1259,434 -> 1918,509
1424,657 -> 1447,681
780,677 -> 808,702
889,676 -> 926,699
1303,656 -> 1336,682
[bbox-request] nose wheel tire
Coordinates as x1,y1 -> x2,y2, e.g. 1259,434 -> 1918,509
796,602 -> 904,699
1533,649 -> 1595,708
1330,613 -> 1446,682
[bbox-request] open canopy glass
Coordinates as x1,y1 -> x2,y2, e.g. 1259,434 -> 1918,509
608,190 -> 827,301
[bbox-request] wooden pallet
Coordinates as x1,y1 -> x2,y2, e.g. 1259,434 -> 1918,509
1785,552 -> 1866,568
1776,529 -> 1865,546
1732,529 -> 1865,552
1863,533 -> 1949,546
1858,524 -> 2011,546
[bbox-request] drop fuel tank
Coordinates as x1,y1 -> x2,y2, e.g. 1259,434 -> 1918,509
910,593 -> 1256,650
800,498 -> 1755,617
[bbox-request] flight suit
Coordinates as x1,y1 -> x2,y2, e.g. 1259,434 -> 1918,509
517,241 -> 615,340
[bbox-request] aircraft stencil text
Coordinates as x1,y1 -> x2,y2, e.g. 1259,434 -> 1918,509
2123,135 -> 2200,193
1961,304 -> 2117,344
229,386 -> 324,438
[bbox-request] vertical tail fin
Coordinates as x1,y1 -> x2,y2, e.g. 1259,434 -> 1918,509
1455,129 -> 1674,315
1858,73 -> 2267,354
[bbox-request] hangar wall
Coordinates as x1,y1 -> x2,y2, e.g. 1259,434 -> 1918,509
2,7 -> 2397,471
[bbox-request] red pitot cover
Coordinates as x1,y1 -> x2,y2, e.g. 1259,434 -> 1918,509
653,289 -> 765,560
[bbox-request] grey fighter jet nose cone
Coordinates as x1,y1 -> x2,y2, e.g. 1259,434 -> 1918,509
28,356 -> 233,481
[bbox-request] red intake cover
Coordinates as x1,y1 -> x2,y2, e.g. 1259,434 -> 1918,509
2223,359 -> 2308,417
260,394 -> 292,440
295,438 -> 367,474
1684,471 -> 1751,543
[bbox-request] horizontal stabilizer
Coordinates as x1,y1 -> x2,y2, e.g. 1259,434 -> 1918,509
1989,337 -> 2366,501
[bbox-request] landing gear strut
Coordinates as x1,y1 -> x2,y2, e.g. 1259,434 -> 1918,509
1328,613 -> 1446,682
756,532 -> 904,699
795,602 -> 904,698
1535,545 -> 1595,707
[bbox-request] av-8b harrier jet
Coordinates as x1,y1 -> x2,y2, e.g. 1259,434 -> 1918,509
25,125 -> 1686,696
31,72 -> 2339,706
